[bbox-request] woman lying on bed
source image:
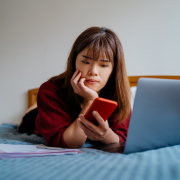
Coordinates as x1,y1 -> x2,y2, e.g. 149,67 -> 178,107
18,26 -> 131,148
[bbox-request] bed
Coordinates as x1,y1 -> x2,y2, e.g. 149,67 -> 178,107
1,75 -> 180,180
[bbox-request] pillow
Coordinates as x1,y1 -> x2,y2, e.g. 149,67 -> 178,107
130,86 -> 137,110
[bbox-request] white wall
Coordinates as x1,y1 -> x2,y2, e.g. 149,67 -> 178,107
0,0 -> 180,125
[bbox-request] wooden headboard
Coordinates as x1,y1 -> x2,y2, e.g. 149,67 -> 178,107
28,76 -> 180,107
28,88 -> 39,108
128,76 -> 180,87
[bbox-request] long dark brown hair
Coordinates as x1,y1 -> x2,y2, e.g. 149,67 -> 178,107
49,26 -> 131,123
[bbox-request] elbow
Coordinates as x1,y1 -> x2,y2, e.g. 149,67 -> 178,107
66,143 -> 83,149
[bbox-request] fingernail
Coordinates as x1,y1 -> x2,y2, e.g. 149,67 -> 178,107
93,111 -> 96,115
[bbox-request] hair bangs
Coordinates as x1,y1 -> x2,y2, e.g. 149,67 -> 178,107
86,36 -> 114,62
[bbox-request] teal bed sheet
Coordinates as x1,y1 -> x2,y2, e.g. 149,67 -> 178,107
0,123 -> 180,180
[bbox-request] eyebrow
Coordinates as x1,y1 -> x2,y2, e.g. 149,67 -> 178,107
82,55 -> 110,62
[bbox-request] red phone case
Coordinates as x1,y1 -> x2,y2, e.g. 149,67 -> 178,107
84,97 -> 118,125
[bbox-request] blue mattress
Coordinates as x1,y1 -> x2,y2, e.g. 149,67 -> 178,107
0,123 -> 180,180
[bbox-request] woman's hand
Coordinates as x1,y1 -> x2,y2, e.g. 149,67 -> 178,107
70,69 -> 98,102
77,111 -> 120,144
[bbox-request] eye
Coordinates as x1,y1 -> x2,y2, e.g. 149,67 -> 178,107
101,65 -> 108,67
82,61 -> 90,64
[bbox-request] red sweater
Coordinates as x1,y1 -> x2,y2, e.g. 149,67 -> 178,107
34,80 -> 131,148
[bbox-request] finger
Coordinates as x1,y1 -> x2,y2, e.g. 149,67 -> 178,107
92,111 -> 108,130
77,118 -> 99,141
71,71 -> 82,91
72,71 -> 81,84
79,114 -> 101,135
71,69 -> 79,80
77,118 -> 86,130
77,118 -> 93,135
78,78 -> 86,88
77,118 -> 90,132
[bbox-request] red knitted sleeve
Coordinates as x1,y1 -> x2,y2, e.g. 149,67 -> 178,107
109,113 -> 131,142
34,81 -> 73,148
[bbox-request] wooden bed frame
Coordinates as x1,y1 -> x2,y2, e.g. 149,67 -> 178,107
28,75 -> 180,107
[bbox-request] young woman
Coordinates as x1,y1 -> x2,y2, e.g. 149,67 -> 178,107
19,26 -> 131,148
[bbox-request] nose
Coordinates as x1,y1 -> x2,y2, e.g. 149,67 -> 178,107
88,64 -> 98,76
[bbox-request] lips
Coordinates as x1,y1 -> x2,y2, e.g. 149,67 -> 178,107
86,79 -> 98,84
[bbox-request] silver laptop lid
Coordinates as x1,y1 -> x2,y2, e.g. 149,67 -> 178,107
124,78 -> 180,154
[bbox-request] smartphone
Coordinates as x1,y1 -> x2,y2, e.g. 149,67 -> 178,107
84,97 -> 118,125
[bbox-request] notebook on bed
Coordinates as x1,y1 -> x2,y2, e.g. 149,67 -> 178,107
124,78 -> 180,154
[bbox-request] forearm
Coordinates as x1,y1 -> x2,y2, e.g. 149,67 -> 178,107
100,128 -> 120,144
63,100 -> 94,148
63,119 -> 86,148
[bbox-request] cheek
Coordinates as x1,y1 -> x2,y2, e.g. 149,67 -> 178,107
76,65 -> 82,74
75,64 -> 85,77
102,70 -> 112,80
101,73 -> 112,85
75,62 -> 79,70
75,60 -> 83,71
76,64 -> 87,77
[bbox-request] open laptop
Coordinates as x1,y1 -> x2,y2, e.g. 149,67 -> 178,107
124,78 -> 180,154
89,78 -> 180,154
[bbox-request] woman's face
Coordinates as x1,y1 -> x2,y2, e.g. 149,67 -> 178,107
75,47 -> 114,93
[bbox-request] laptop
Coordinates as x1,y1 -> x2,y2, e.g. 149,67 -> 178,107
124,78 -> 180,154
89,78 -> 180,154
